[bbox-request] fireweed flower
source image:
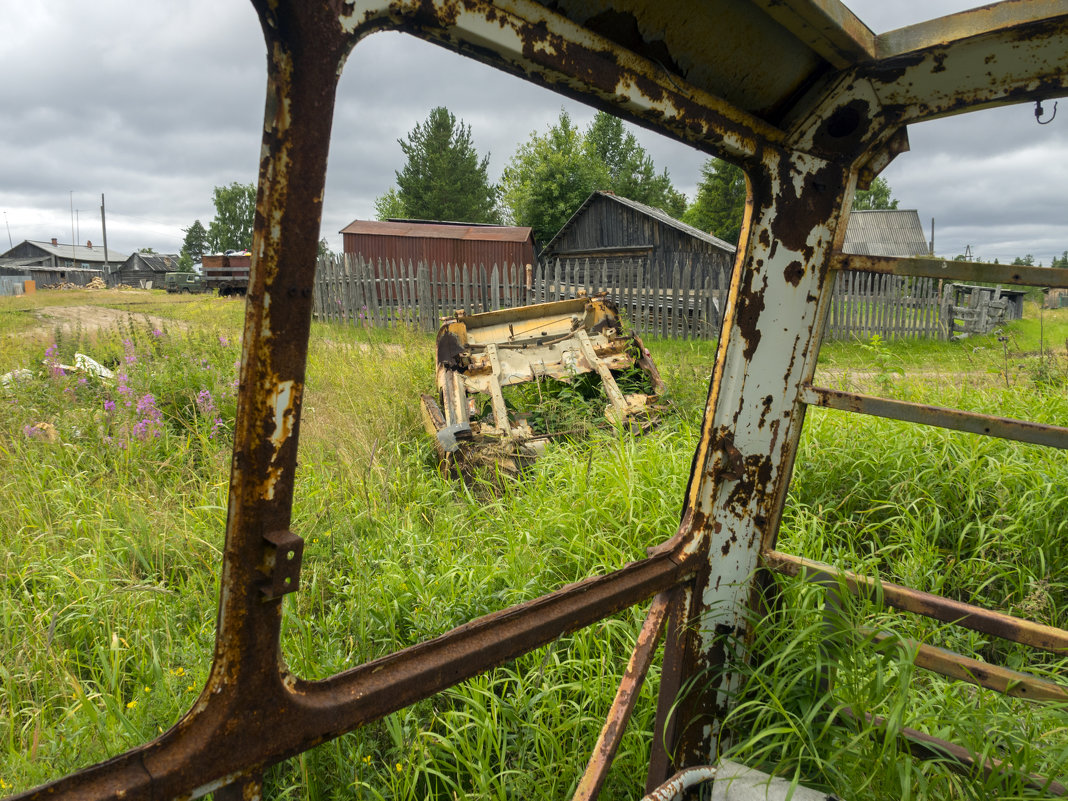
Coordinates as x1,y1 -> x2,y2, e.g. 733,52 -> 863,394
152,328 -> 163,338
104,399 -> 116,412
195,389 -> 217,416
44,343 -> 65,378
132,393 -> 163,440
123,339 -> 137,365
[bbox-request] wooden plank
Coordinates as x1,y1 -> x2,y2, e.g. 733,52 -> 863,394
348,254 -> 358,326
395,258 -> 407,326
361,256 -> 370,327
671,258 -> 683,339
490,264 -> 501,311
682,258 -> 693,340
320,255 -> 331,323
460,263 -> 470,316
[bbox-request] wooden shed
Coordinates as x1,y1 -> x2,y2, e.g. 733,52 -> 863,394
539,191 -> 736,286
111,253 -> 181,288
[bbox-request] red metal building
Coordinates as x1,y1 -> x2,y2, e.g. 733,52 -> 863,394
340,219 -> 535,269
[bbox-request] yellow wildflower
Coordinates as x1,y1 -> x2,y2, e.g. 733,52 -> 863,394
126,700 -> 137,709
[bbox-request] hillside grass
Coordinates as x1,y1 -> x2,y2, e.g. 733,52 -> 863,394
0,290 -> 1065,799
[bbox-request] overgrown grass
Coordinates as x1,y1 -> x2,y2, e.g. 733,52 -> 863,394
0,293 -> 1066,799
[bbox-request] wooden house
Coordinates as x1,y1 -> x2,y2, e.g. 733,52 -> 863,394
0,238 -> 125,287
111,252 -> 181,288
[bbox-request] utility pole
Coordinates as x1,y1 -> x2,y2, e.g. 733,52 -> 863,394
4,212 -> 12,249
101,194 -> 111,282
70,191 -> 77,268
929,217 -> 935,256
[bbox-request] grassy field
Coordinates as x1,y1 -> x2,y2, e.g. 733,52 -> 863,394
0,289 -> 1066,799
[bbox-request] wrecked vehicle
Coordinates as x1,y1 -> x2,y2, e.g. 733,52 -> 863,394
420,295 -> 664,477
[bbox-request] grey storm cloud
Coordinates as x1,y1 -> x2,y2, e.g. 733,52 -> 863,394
1,0 -> 1065,262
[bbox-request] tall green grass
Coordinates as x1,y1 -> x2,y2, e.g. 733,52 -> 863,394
0,293 -> 1065,798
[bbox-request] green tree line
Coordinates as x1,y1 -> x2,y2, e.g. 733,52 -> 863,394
192,107 -> 1068,267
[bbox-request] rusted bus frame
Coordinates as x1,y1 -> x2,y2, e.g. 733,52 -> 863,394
572,591 -> 672,801
341,1 -> 785,165
831,253 -> 1068,289
764,551 -> 1068,655
10,2 -> 1068,800
640,766 -> 719,801
773,553 -> 1068,790
841,707 -> 1068,796
859,629 -> 1068,702
799,384 -> 1068,449
14,551 -> 699,801
654,6 -> 1068,769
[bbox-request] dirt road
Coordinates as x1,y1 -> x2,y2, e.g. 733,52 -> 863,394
27,303 -> 189,339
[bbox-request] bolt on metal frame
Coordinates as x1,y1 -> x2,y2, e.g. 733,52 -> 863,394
8,1 -> 1068,799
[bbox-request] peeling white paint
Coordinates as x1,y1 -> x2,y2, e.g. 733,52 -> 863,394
268,380 -> 296,454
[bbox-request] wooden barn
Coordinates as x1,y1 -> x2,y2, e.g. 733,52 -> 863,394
539,191 -> 736,286
110,252 -> 181,288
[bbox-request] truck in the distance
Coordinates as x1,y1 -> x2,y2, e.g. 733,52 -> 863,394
201,252 -> 251,296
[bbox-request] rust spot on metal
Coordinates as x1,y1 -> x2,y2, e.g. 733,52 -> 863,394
783,260 -> 804,287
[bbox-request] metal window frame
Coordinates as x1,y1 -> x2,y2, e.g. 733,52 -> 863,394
10,2 -> 1068,799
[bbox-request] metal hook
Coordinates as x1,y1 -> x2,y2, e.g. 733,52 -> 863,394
1035,100 -> 1057,125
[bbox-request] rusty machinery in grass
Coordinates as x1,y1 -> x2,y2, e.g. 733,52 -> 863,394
420,295 -> 665,478
9,1 -> 1068,799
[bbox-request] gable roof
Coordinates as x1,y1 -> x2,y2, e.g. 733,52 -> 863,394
4,240 -> 128,264
541,191 -> 736,255
121,253 -> 181,273
842,210 -> 930,258
341,219 -> 533,243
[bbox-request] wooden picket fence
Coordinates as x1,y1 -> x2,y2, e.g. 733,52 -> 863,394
313,253 -> 729,340
313,254 -> 946,341
823,270 -> 945,341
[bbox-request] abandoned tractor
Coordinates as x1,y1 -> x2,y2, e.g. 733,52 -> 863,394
421,295 -> 664,478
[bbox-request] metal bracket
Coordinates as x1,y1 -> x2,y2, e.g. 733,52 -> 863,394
261,529 -> 304,600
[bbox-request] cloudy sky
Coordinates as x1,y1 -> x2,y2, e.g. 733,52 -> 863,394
1,1 -> 1065,264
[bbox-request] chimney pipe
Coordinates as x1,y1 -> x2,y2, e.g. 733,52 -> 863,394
51,237 -> 58,246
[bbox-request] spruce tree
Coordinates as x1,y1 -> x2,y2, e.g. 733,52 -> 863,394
392,107 -> 498,223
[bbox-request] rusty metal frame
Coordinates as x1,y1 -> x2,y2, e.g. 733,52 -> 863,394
9,2 -> 1068,799
422,295 -> 665,477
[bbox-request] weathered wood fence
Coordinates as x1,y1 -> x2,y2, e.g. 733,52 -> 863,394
823,270 -> 944,341
313,253 -> 729,340
313,254 -> 951,341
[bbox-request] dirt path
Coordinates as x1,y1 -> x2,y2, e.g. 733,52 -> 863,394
27,304 -> 190,339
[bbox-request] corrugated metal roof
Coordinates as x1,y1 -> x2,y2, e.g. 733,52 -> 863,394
123,253 -> 181,273
842,210 -> 930,258
17,240 -> 128,263
340,219 -> 534,243
542,191 -> 737,255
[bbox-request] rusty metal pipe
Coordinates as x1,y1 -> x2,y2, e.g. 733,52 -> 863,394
800,385 -> 1068,449
572,592 -> 672,801
765,550 -> 1068,654
831,253 -> 1068,289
